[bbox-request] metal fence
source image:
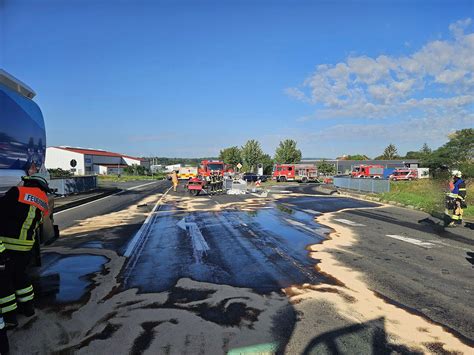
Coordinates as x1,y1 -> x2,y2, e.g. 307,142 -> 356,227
49,176 -> 98,195
333,177 -> 390,193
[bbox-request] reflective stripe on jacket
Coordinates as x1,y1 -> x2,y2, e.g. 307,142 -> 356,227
0,186 -> 49,252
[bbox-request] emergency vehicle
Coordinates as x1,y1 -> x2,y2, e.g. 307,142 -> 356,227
272,164 -> 318,183
177,166 -> 198,179
351,165 -> 384,178
389,169 -> 418,181
198,160 -> 225,178
186,160 -> 226,196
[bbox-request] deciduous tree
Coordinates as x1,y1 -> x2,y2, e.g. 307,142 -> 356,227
317,160 -> 336,175
378,144 -> 399,160
423,128 -> 474,177
241,139 -> 264,172
218,146 -> 241,168
274,139 -> 302,164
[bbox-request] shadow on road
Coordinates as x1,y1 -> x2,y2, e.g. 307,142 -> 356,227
302,317 -> 422,355
466,252 -> 474,266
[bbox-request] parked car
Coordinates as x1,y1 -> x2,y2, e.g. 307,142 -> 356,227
242,173 -> 267,182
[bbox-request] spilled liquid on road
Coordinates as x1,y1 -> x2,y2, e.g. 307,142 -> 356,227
40,254 -> 108,302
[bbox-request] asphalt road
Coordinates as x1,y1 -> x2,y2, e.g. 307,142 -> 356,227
54,180 -> 168,230
122,192 -> 328,293
283,184 -> 474,343
9,181 -> 473,354
326,205 -> 474,343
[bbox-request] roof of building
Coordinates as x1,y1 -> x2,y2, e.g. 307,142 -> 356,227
53,146 -> 143,161
95,163 -> 129,168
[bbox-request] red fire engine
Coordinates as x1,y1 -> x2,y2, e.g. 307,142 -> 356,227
351,165 -> 384,178
187,160 -> 225,196
272,164 -> 318,183
198,160 -> 225,178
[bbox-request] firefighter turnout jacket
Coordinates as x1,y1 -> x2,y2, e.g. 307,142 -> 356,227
0,186 -> 49,252
451,178 -> 467,200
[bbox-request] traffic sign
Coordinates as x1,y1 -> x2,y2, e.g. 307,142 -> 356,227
237,163 -> 242,169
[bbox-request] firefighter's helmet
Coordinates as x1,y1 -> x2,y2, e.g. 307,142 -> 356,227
22,173 -> 51,193
451,170 -> 462,178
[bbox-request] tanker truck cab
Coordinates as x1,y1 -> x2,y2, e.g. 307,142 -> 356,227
0,70 -> 59,265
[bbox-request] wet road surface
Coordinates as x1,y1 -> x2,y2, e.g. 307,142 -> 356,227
10,181 -> 472,354
123,201 -> 328,293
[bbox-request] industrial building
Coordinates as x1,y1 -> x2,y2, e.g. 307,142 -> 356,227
45,146 -> 145,175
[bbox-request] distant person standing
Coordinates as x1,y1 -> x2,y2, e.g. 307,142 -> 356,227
171,171 -> 179,192
445,170 -> 467,227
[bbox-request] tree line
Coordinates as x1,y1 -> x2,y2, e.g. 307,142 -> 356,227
142,128 -> 472,178
218,139 -> 302,174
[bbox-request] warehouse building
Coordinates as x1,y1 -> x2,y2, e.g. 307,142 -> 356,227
46,146 -> 145,175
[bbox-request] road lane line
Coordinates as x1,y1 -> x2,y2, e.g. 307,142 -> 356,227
123,181 -> 159,191
124,186 -> 172,257
284,218 -> 330,236
55,180 -> 164,215
427,239 -> 472,252
386,234 -> 435,248
177,217 -> 210,261
333,218 -> 366,226
303,209 -> 321,215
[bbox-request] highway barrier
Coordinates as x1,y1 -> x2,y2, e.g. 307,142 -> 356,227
333,177 -> 390,193
49,175 -> 98,195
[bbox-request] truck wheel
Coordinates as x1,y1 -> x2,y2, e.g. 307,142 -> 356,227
280,176 -> 286,182
302,177 -> 308,183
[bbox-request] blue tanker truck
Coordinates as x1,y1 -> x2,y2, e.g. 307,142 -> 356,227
0,69 -> 58,264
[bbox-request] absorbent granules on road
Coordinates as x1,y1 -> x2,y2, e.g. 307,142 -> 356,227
282,205 -> 472,354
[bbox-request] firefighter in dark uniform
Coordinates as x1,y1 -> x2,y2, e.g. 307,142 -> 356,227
0,174 -> 50,330
445,170 -> 467,227
0,240 -> 10,354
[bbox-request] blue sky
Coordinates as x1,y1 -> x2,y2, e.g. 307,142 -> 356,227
1,0 -> 473,158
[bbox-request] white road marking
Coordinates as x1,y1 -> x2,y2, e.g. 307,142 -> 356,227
284,218 -> 327,235
386,234 -> 435,248
177,217 -> 210,263
427,239 -> 472,252
55,181 -> 162,215
123,186 -> 172,257
123,180 -> 160,191
303,209 -> 321,215
333,218 -> 366,226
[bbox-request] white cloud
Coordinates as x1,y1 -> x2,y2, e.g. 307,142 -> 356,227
449,18 -> 472,39
287,18 -> 474,122
285,19 -> 474,156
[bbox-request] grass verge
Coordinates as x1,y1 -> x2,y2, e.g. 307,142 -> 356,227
378,179 -> 473,219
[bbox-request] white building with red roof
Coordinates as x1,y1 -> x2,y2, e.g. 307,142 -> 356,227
45,146 -> 145,175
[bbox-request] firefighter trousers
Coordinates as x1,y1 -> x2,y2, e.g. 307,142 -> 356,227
444,196 -> 463,225
0,250 -> 34,317
0,315 -> 9,355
